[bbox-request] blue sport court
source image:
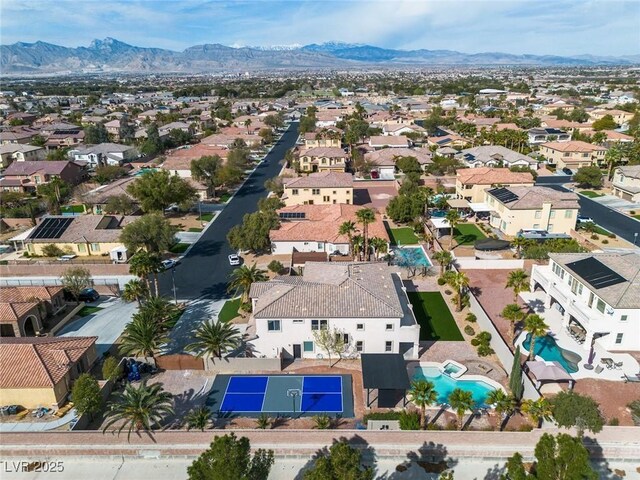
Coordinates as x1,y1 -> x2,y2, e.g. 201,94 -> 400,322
206,374 -> 354,417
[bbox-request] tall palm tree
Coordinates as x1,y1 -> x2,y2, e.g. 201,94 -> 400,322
408,379 -> 438,429
501,303 -> 525,337
506,269 -> 529,303
520,398 -> 553,428
355,208 -> 376,261
102,380 -> 174,441
448,388 -> 474,430
369,236 -> 388,260
129,251 -> 163,296
119,312 -> 168,360
524,314 -> 549,361
140,296 -> 181,328
351,235 -> 364,261
432,250 -> 453,277
186,319 -> 241,358
338,220 -> 357,256
486,390 -> 516,431
122,279 -> 149,306
446,271 -> 469,312
604,144 -> 623,180
445,210 -> 460,249
510,236 -> 527,259
227,263 -> 268,304
243,118 -> 252,134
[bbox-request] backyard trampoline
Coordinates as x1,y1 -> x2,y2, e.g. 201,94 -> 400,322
206,374 -> 354,417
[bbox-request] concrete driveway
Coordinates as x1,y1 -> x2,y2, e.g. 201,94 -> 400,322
589,194 -> 640,213
57,298 -> 137,355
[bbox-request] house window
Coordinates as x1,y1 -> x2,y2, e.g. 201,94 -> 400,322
267,320 -> 281,331
90,243 -> 101,252
77,244 -> 86,253
588,291 -> 594,308
533,223 -> 540,229
548,224 -> 553,232
615,333 -> 624,344
312,188 -> 320,195
346,199 -> 350,204
564,210 -> 573,218
356,323 -> 364,331
385,341 -> 393,352
534,211 -> 542,219
292,189 -> 298,195
323,196 -> 330,202
356,341 -> 364,352
385,323 -> 393,331
339,333 -> 349,345
620,315 -> 628,322
311,319 -> 328,330
317,243 -> 323,249
303,341 -> 314,352
293,319 -> 304,324
596,299 -> 606,314
549,211 -> 556,219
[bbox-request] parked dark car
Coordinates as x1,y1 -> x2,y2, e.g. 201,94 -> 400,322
562,167 -> 573,175
78,288 -> 100,302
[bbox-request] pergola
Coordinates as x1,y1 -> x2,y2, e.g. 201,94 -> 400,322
526,360 -> 575,390
361,353 -> 411,408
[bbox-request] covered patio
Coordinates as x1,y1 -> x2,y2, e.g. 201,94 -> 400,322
361,353 -> 410,409
525,360 -> 575,390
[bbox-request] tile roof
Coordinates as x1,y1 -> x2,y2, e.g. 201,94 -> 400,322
0,337 -> 97,389
82,176 -> 137,204
0,286 -> 64,303
369,135 -> 410,147
284,172 -> 353,189
457,146 -> 536,165
299,147 -> 349,158
3,161 -> 80,176
0,302 -> 39,321
488,186 -> 579,210
364,147 -> 432,166
27,215 -> 136,243
541,140 -> 606,152
250,262 -> 405,319
616,165 -> 640,179
550,252 -> 640,309
457,167 -> 534,186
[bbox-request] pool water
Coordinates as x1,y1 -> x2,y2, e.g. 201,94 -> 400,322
443,364 -> 462,376
413,366 -> 496,406
392,247 -> 432,268
522,334 -> 581,374
431,210 -> 446,218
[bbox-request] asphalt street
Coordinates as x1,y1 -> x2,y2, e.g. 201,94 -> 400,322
158,122 -> 299,301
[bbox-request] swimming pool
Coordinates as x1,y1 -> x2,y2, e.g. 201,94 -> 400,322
412,365 -> 497,406
431,209 -> 446,218
392,246 -> 432,267
133,168 -> 158,177
522,333 -> 581,374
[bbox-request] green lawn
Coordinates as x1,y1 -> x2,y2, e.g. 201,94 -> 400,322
219,193 -> 232,203
218,298 -> 242,323
388,227 -> 419,245
77,306 -> 103,317
199,213 -> 214,222
580,190 -> 604,198
633,215 -> 640,220
169,243 -> 190,254
188,227 -> 204,232
61,204 -> 85,213
407,291 -> 463,341
453,223 -> 486,245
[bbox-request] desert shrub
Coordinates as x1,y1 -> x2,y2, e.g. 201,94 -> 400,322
470,338 -> 480,346
608,417 -> 619,426
437,277 -> 446,286
464,325 -> 476,336
465,313 -> 477,323
444,289 -> 452,295
267,260 -> 284,274
607,233 -> 616,239
399,410 -> 421,430
41,244 -> 66,257
591,234 -> 599,240
602,239 -> 609,244
363,411 -> 402,422
477,344 -> 495,357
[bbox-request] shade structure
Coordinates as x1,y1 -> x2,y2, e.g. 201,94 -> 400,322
447,199 -> 470,209
526,360 -> 575,389
361,354 -> 411,408
474,238 -> 511,251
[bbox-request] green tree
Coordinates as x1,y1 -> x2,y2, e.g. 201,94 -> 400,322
103,380 -> 174,441
573,166 -> 603,189
42,244 -> 67,257
61,266 -> 92,303
186,319 -> 241,358
120,214 -> 177,253
227,210 -> 279,253
502,304 -> 525,337
446,271 -> 469,312
303,439 -> 374,480
256,413 -> 271,429
313,414 -> 332,429
119,312 -> 168,359
510,236 -> 528,258
104,194 -> 135,215
355,208 -> 376,261
185,406 -> 212,431
448,388 -> 475,430
550,391 -> 604,436
521,397 -> 553,428
122,279 -> 149,306
227,263 -> 268,304
140,124 -> 165,156
445,209 -> 460,249
127,169 -> 197,213
84,123 -> 110,144
592,114 -> 617,131
187,433 -> 274,480
94,165 -> 127,184
432,249 -> 453,277
338,220 -> 357,257
139,296 -> 181,327
407,379 -> 438,428
37,178 -> 71,214
603,144 -> 623,180
506,269 -> 529,303
312,327 -> 345,368
395,155 -> 422,174
369,236 -> 388,260
71,373 -> 103,419
509,345 -> 524,402
102,357 -> 123,383
190,155 -> 222,197
524,314 -> 549,361
486,389 -> 516,430
386,194 -> 423,223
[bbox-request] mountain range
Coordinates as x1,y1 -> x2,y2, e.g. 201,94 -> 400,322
1,38 -> 638,75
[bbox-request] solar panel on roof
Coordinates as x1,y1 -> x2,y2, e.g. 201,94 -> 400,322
488,187 -> 519,203
31,217 -> 73,239
566,257 -> 626,290
279,212 -> 306,220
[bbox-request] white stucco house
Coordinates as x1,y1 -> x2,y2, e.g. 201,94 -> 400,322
247,262 -> 420,360
69,143 -> 138,168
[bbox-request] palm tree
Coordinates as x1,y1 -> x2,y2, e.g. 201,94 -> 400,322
486,390 -> 516,431
243,118 -> 252,134
227,263 -> 268,304
510,236 -> 527,259
355,208 -> 376,261
351,235 -> 364,261
369,236 -> 388,260
446,271 -> 469,312
445,209 -> 460,249
256,413 -> 271,429
128,251 -> 156,294
122,279 -> 149,306
140,296 -> 181,328
185,406 -> 211,431
408,379 -> 438,429
520,398 -> 553,428
524,314 -> 549,361
338,220 -> 357,256
506,269 -> 529,303
448,388 -> 474,430
186,319 -> 241,358
102,380 -> 174,441
501,303 -> 525,337
432,249 -> 453,277
312,414 -> 331,429
604,144 -> 623,180
419,232 -> 434,250
119,312 -> 168,360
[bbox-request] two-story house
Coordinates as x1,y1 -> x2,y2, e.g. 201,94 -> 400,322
538,141 -> 607,170
527,127 -> 571,145
69,143 -> 138,169
456,167 -> 535,203
0,161 -> 84,193
365,147 -> 432,180
530,252 -> 640,353
0,144 -> 45,169
485,185 -> 579,236
247,262 -> 420,360
298,147 -> 349,173
282,172 -> 353,206
612,165 -> 640,202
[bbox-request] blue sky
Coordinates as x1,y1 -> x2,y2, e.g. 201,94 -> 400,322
1,0 -> 639,56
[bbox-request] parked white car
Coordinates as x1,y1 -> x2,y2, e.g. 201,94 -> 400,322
228,254 -> 241,266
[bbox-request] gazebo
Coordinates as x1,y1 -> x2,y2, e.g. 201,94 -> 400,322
361,353 -> 411,408
525,360 -> 575,390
